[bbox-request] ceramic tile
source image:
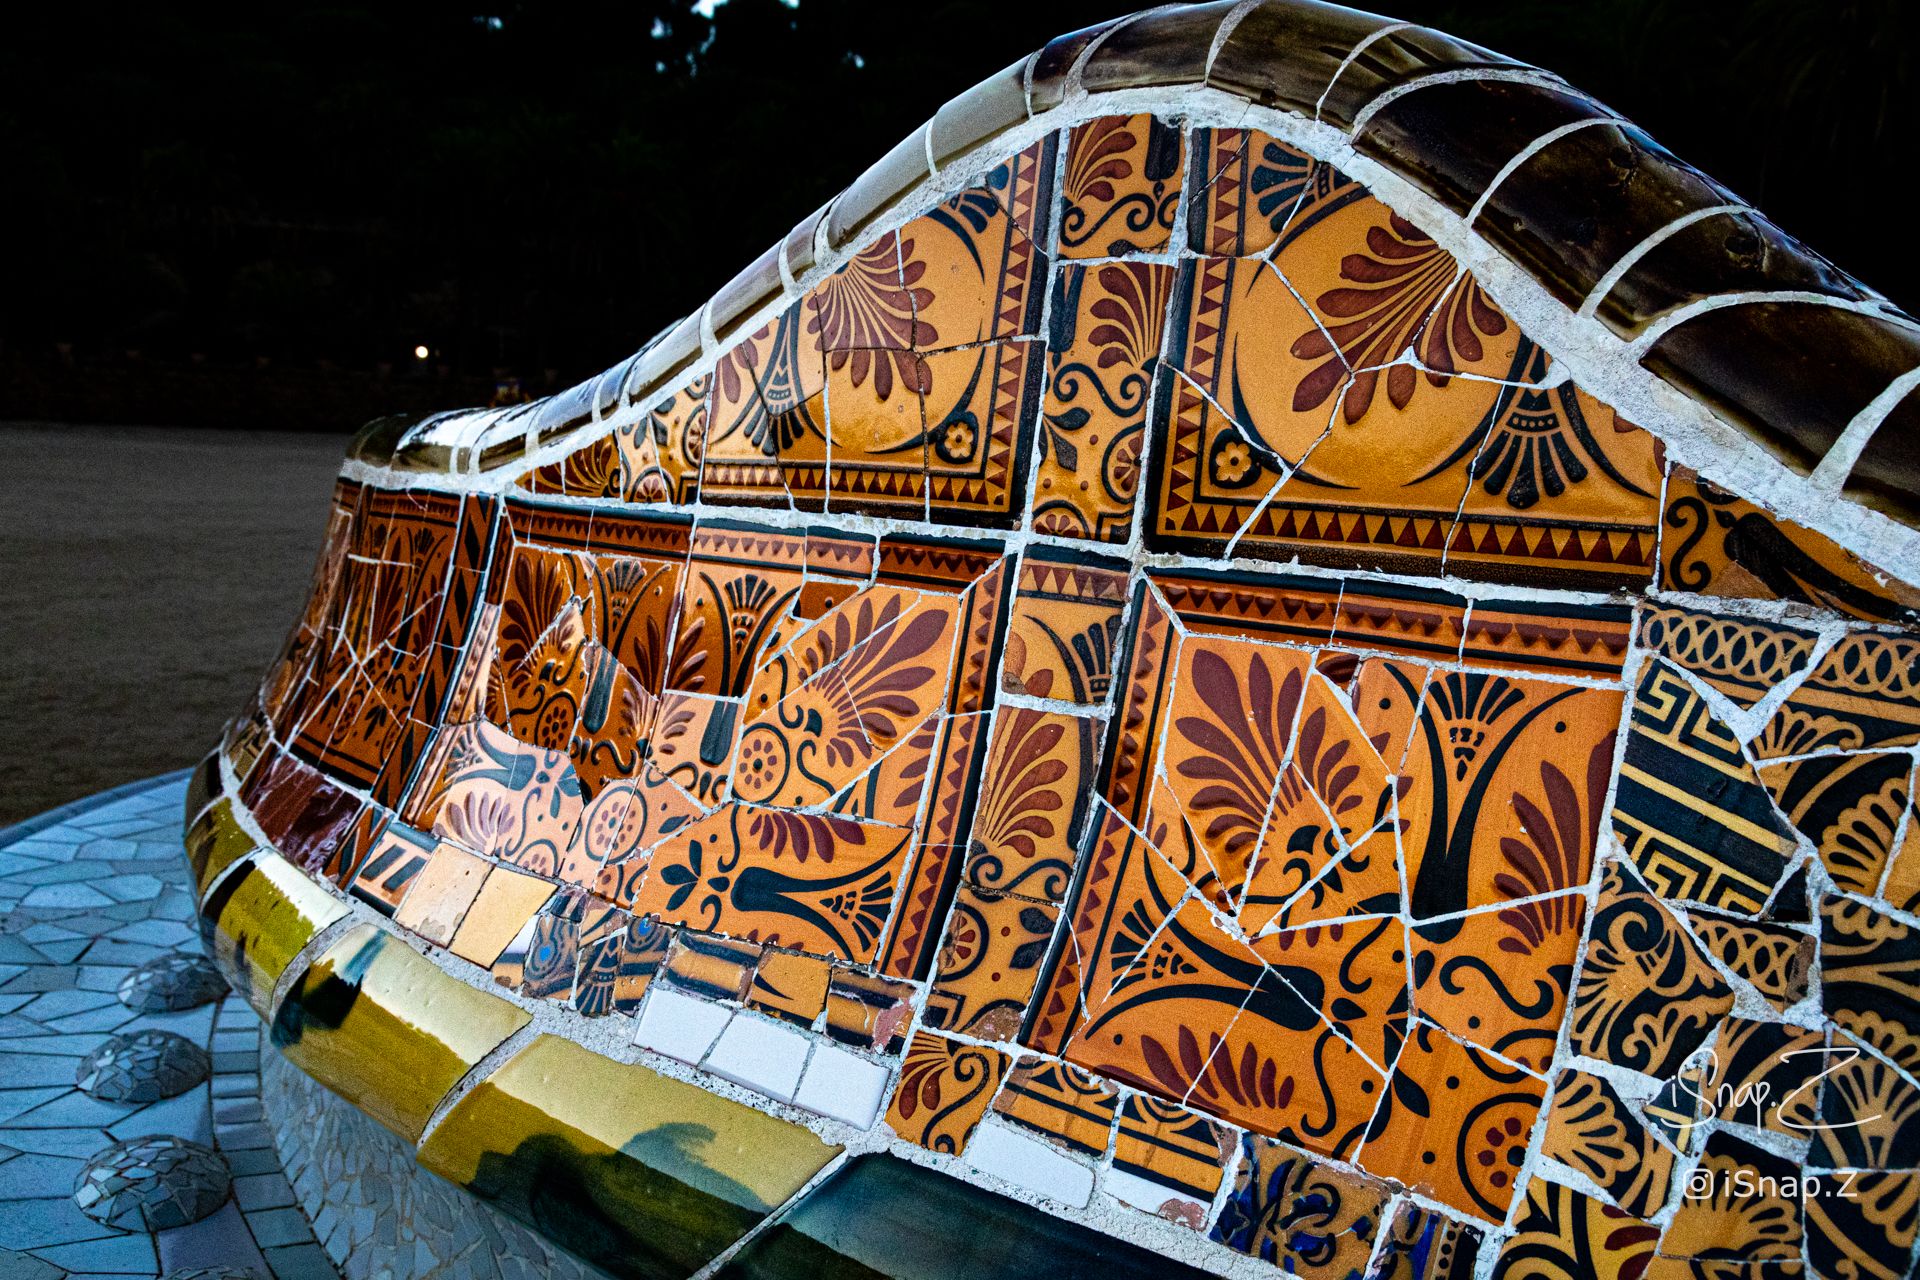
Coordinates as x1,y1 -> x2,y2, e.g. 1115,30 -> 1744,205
822,969 -> 913,1055
270,926 -> 530,1142
1400,669 -> 1621,922
1411,894 -> 1584,1075
991,1059 -> 1117,1159
1804,1171 -> 1920,1280
1457,598 -> 1635,679
411,719 -> 589,883
1612,658 -> 1795,913
1660,1130 -> 1803,1263
966,1116 -> 1094,1206
1661,468 -> 1920,624
1032,263 -> 1175,543
744,950 -> 830,1028
1683,911 -> 1812,1013
1108,1095 -> 1230,1229
885,1030 -> 1009,1154
1760,749 -> 1910,896
202,854 -> 350,1016
1542,1069 -> 1674,1219
575,913 -> 670,1016
1185,127 -> 1363,258
1569,862 -> 1734,1077
1821,893 -> 1920,1075
390,841 -> 491,946
1492,1179 -> 1659,1280
908,136 -> 1054,347
1365,1198 -> 1483,1280
444,862 -> 555,969
1760,631 -> 1920,756
1705,1017 -> 1823,1137
1057,115 -> 1183,259
1638,605 -> 1820,710
1156,633 -> 1315,892
1359,1022 -> 1545,1222
418,1034 -> 837,1279
791,1043 -> 892,1130
630,804 -> 909,963
966,705 -> 1098,903
665,524 -> 808,699
1073,897 -> 1397,1155
919,339 -> 1045,528
1211,1132 -> 1392,1267
925,888 -> 1060,1040
1024,798 -> 1196,1056
1809,1036 -> 1920,1171
661,931 -> 763,1003
1001,549 -> 1129,705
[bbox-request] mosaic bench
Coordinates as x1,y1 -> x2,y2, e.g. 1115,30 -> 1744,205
185,3 -> 1920,1278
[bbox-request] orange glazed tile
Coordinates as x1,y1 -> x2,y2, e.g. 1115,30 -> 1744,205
1662,467 -> 1920,624
629,803 -> 910,963
925,887 -> 1061,1041
899,182 -> 1048,352
1659,1131 -> 1804,1263
1239,765 -> 1350,930
1332,582 -> 1469,666
1759,630 -> 1920,756
1156,633 -> 1315,893
1638,604 -> 1820,710
1758,750 -> 1910,895
1412,894 -> 1585,1075
662,930 -> 762,1002
631,373 -> 709,503
571,763 -> 702,868
1358,1022 -> 1544,1223
1111,1094 -> 1231,1229
1033,262 -> 1175,543
1095,581 -> 1179,831
666,525 -> 809,697
1001,548 -> 1129,705
745,949 -> 831,1027
1022,799 -> 1174,1053
887,1030 -> 1010,1154
415,719 -> 586,882
1459,598 -> 1634,679
645,692 -> 739,809
993,1059 -> 1117,1158
741,582 -> 931,720
1067,894 -> 1389,1156
823,968 -> 914,1054
699,320 -> 807,510
831,710 -> 939,828
1141,776 -> 1234,912
1185,127 -> 1365,258
1252,916 -> 1410,1071
1350,656 -> 1430,777
1443,374 -> 1663,589
967,704 -> 1099,904
732,669 -> 883,809
1146,260 -> 1322,555
1541,1069 -> 1675,1220
1399,670 -> 1621,923
1057,114 -> 1183,259
1497,1179 -> 1659,1280
1262,826 -> 1403,930
920,339 -> 1044,528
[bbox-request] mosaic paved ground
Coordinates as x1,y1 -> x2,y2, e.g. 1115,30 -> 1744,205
0,776 -> 334,1279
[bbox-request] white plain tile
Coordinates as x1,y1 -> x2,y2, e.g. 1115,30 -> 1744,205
633,987 -> 732,1065
792,1042 -> 891,1129
1104,1166 -> 1209,1222
965,1119 -> 1094,1207
704,1014 -> 810,1101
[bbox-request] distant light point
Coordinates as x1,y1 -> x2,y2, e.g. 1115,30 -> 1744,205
413,345 -> 431,360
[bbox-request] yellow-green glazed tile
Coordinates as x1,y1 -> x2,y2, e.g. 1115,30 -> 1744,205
184,798 -> 260,899
203,852 -> 350,1014
271,925 -> 531,1142
417,1033 -> 840,1280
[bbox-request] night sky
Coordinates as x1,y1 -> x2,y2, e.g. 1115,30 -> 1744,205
4,0 -> 1912,429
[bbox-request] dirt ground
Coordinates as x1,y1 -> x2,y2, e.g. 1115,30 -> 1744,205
0,423 -> 348,825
